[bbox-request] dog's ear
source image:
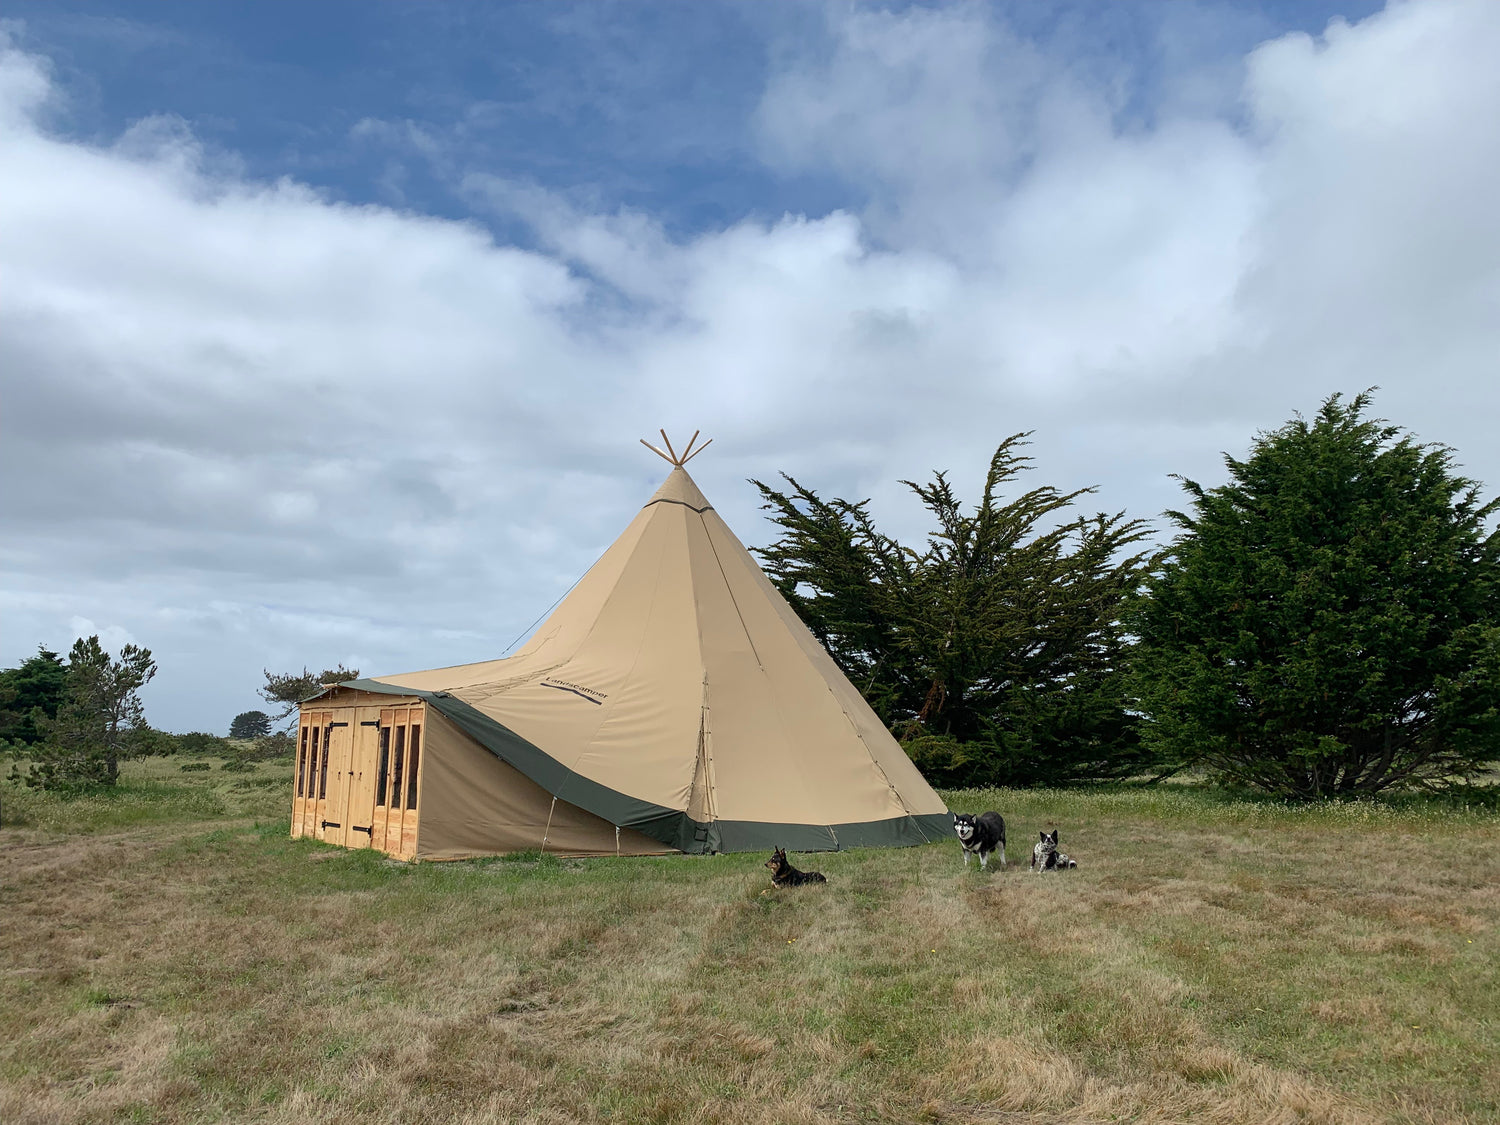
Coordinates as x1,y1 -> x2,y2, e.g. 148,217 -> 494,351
1039,831 -> 1048,842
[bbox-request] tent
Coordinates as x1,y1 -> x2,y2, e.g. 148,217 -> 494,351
290,437 -> 950,859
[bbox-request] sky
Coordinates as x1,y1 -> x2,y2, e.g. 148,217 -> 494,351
3,0 -> 1498,734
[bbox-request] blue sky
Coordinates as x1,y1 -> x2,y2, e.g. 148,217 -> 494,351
2,1 -> 1496,733
9,1 -> 1379,236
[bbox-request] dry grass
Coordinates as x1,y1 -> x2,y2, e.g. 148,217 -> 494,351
2,761 -> 1497,1124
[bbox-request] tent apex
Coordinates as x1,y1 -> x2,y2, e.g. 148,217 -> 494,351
646,464 -> 713,512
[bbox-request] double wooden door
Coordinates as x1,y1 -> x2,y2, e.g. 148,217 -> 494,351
292,703 -> 423,859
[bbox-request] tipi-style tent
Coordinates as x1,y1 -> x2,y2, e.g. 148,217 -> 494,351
290,434 -> 950,859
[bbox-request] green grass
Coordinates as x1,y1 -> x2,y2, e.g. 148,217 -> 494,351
0,755 -> 291,833
2,760 -> 1498,1123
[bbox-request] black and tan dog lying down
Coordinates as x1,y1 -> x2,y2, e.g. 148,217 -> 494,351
765,847 -> 827,887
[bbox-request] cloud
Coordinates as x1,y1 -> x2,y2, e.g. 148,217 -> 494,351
2,2 -> 1498,731
68,616 -> 138,655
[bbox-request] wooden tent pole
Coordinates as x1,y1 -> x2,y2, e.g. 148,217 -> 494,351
659,429 -> 680,465
641,431 -> 711,467
640,438 -> 674,464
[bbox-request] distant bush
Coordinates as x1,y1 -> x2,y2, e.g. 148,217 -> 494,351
220,758 -> 256,772
242,733 -> 295,761
172,731 -> 232,756
180,762 -> 211,772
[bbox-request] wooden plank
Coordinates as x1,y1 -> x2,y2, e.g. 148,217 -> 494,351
293,720 -> 311,838
309,716 -> 326,840
383,708 -> 406,854
372,711 -> 391,853
310,714 -> 324,840
290,721 -> 302,838
405,708 -> 425,859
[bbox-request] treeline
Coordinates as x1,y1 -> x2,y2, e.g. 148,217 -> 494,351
755,393 -> 1500,800
0,643 -> 357,790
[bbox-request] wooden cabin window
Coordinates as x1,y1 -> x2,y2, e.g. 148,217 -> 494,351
318,725 -> 331,800
296,725 -> 309,797
390,725 -> 406,808
405,725 -> 421,809
308,725 -> 321,800
375,725 -> 391,807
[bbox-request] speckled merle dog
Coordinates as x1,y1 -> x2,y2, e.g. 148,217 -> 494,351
952,811 -> 1007,869
1030,829 -> 1078,872
766,847 -> 827,887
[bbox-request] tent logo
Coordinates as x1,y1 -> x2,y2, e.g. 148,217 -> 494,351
540,678 -> 608,705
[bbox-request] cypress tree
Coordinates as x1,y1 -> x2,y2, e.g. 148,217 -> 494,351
755,435 -> 1155,785
1131,392 -> 1500,798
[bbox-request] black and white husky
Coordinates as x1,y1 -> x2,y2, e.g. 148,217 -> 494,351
952,811 -> 1006,869
1030,829 -> 1078,872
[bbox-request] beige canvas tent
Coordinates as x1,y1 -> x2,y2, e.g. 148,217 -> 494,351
290,440 -> 950,859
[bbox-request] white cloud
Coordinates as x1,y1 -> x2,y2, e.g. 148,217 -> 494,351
68,616 -> 138,654
3,1 -> 1499,732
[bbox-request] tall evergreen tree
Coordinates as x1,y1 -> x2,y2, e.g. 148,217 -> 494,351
229,710 -> 273,740
0,647 -> 68,745
19,637 -> 158,789
1130,392 -> 1500,798
754,435 -> 1155,785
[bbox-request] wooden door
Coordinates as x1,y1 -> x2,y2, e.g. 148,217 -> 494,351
343,712 -> 382,848
321,718 -> 354,845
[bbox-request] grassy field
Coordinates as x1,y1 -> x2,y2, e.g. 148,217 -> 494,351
2,758 -> 1497,1125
